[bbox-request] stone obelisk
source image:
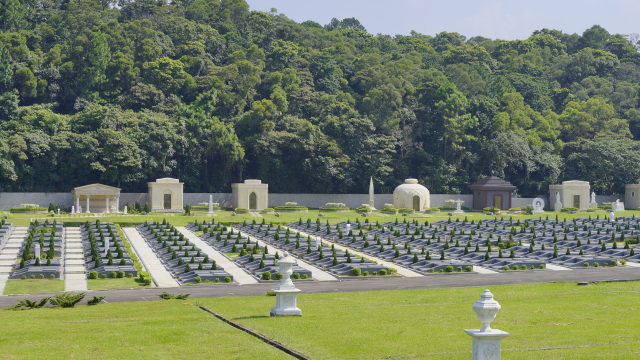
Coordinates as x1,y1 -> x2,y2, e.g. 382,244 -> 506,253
369,177 -> 376,210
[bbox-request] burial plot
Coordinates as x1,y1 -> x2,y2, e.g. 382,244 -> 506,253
82,220 -> 137,279
10,221 -> 62,279
137,220 -> 233,283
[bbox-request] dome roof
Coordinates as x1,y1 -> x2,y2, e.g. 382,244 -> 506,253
393,179 -> 430,197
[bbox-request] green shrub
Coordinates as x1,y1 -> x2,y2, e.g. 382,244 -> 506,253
194,277 -> 201,283
266,290 -> 276,296
101,274 -> 107,279
363,271 -> 369,276
594,262 -> 599,267
89,271 -> 98,279
49,292 -> 86,308
561,207 -> 578,212
520,265 -> 527,270
352,268 -> 362,276
465,266 -> 472,272
302,274 -> 308,279
372,271 -> 377,275
224,277 -> 231,283
275,273 -> 283,280
31,275 -> 35,279
503,265 -> 509,270
457,267 -> 462,272
380,269 -> 387,275
292,273 -> 300,279
21,275 -> 26,280
621,259 -> 627,266
583,262 -> 589,267
214,278 -> 220,283
128,273 -> 133,278
38,274 -> 44,279
539,264 -> 545,269
49,274 -> 55,278
445,266 -> 453,273
610,260 -> 617,266
429,268 -> 435,273
273,206 -> 308,210
235,208 -> 250,212
512,265 -> 518,270
116,271 -> 124,278
109,271 -> 117,278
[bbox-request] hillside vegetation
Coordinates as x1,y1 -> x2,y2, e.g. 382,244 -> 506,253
0,0 -> 639,196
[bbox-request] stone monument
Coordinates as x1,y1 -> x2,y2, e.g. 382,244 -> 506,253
231,179 -> 269,211
610,211 -> 615,222
270,252 -> 302,317
148,178 -> 184,213
613,199 -> 625,211
464,289 -> 509,360
589,192 -> 598,209
532,198 -> 545,214
71,206 -> 75,215
549,180 -> 590,211
207,195 -> 215,216
453,199 -> 465,214
123,206 -> 127,215
369,177 -> 376,210
34,243 -> 40,260
554,191 -> 562,212
315,237 -> 322,251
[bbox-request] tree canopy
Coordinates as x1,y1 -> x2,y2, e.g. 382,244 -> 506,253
0,2 -> 639,195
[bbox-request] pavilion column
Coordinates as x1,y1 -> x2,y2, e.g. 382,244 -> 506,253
86,195 -> 91,213
76,197 -> 80,212
106,196 -> 110,213
116,196 -> 120,213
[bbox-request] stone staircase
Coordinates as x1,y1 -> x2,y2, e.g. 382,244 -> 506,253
64,227 -> 88,291
0,227 -> 27,293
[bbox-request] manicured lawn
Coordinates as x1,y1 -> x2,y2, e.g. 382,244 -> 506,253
7,209 -> 638,227
3,279 -> 65,295
87,277 -> 148,290
196,281 -> 640,359
0,300 -> 291,360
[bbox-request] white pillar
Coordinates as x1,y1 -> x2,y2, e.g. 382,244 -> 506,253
76,197 -> 80,213
208,194 -> 214,215
465,290 -> 509,360
86,196 -> 91,213
270,252 -> 302,317
106,196 -> 110,213
116,196 -> 120,213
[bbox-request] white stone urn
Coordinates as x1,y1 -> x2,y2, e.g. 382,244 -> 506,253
465,289 -> 509,360
472,289 -> 502,332
270,252 -> 302,317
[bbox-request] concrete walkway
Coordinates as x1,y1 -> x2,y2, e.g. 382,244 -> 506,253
64,227 -> 87,291
290,228 -> 424,278
244,234 -> 338,282
176,227 -> 258,285
546,264 -> 572,271
0,227 -> 26,294
122,228 -> 179,288
473,266 -> 498,274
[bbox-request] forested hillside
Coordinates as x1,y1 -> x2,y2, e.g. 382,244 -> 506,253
0,0 -> 639,196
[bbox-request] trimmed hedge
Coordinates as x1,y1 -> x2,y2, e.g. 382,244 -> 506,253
561,207 -> 579,212
274,206 -> 308,210
235,208 -> 250,212
319,206 -> 349,211
10,207 -> 47,212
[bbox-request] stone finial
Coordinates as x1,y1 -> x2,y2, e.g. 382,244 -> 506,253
472,289 -> 502,332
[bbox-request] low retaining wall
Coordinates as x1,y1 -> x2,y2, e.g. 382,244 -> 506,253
0,192 -> 626,211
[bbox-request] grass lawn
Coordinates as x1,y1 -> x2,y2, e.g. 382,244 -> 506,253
3,279 -> 65,295
87,277 -> 148,290
195,281 -> 640,359
0,300 -> 291,360
6,209 -> 638,227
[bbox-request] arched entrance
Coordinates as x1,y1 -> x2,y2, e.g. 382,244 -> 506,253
413,196 -> 420,211
163,193 -> 172,209
249,192 -> 257,210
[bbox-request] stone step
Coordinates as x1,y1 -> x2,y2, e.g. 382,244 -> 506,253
65,253 -> 84,259
65,266 -> 86,274
66,259 -> 84,266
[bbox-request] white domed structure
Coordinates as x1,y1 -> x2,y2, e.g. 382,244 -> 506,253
393,179 -> 430,211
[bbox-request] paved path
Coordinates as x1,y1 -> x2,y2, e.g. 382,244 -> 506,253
64,227 -> 87,291
473,266 -> 498,274
0,227 -> 25,294
546,264 -> 572,271
290,228 -> 424,278
122,228 -> 179,288
1,266 -> 639,306
243,233 -> 338,282
176,227 -> 258,285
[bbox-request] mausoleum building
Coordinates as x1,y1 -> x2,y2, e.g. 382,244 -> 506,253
71,184 -> 121,214
393,179 -> 430,211
148,178 -> 184,213
549,180 -> 590,211
232,179 -> 269,211
469,176 -> 516,211
625,184 -> 640,210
